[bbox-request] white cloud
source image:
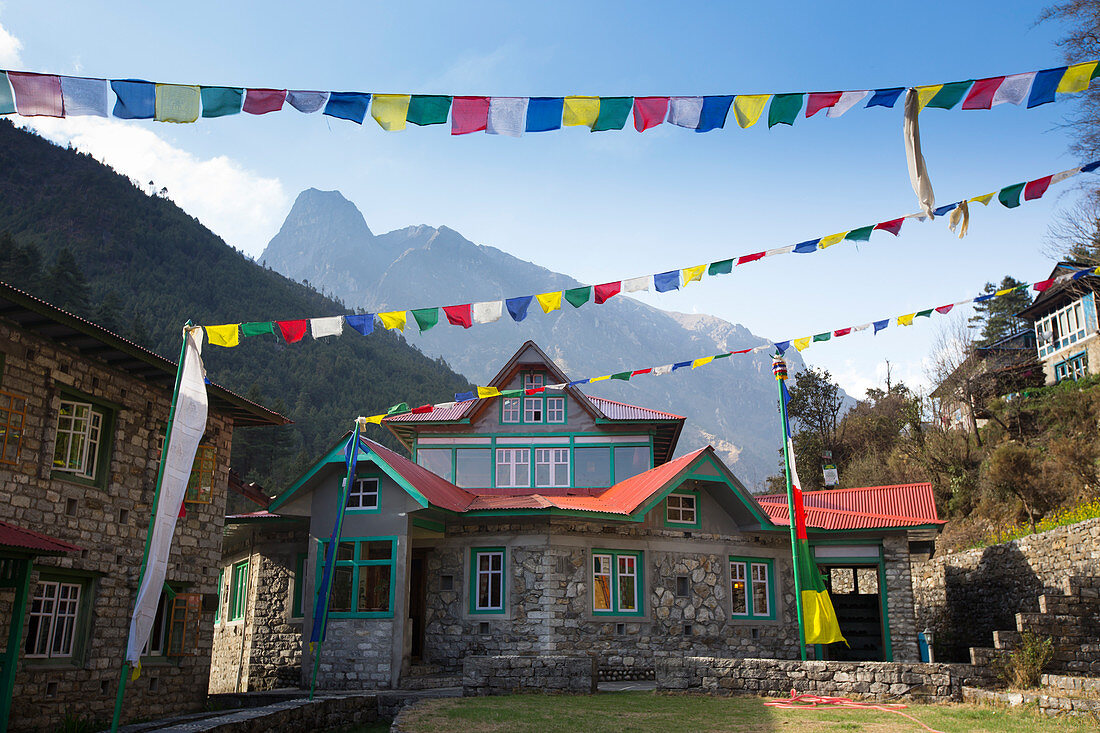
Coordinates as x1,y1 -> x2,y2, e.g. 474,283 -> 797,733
0,21 -> 22,67
21,117 -> 288,257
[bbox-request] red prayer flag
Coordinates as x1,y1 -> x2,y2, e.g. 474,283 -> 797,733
730,349 -> 752,354
633,96 -> 669,132
631,368 -> 653,376
806,91 -> 842,118
594,282 -> 622,304
411,405 -> 433,414
525,387 -> 545,395
451,96 -> 489,135
833,328 -> 851,337
243,88 -> 287,115
178,502 -> 187,519
277,319 -> 308,343
935,304 -> 954,315
1033,279 -> 1055,292
1024,175 -> 1053,201
874,218 -> 904,236
443,304 -> 473,328
736,252 -> 766,265
8,72 -> 63,117
961,76 -> 1005,110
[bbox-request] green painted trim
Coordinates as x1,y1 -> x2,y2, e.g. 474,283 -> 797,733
291,553 -> 307,619
51,389 -> 117,489
228,559 -> 248,621
270,437 -> 347,510
810,538 -> 884,546
663,489 -> 701,529
728,555 -> 777,621
633,452 -> 774,527
463,507 -> 642,521
411,516 -> 445,533
0,557 -> 30,731
879,561 -> 893,661
591,549 -> 645,617
468,547 -> 507,615
214,568 -> 222,623
813,555 -> 883,564
315,536 -> 397,619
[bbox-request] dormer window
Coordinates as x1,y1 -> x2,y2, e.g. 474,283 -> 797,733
523,373 -> 545,391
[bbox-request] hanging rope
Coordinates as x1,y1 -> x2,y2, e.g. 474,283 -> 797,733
764,691 -> 947,733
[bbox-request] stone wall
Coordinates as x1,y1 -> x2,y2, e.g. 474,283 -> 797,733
304,619 -> 394,689
656,656 -> 987,702
0,319 -> 236,732
912,518 -> 1100,661
462,655 -> 597,695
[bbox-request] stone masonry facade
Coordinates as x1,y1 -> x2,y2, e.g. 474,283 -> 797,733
0,319 -> 235,731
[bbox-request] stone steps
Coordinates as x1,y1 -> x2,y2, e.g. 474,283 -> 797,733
398,673 -> 462,690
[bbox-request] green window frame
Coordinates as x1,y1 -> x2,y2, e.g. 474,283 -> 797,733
291,552 -> 306,619
546,396 -> 566,424
729,556 -> 775,621
664,490 -> 700,529
592,549 -> 644,616
469,547 -> 506,614
228,559 -> 248,622
24,569 -> 95,666
316,536 -> 397,619
52,390 -> 115,487
1055,351 -> 1088,383
214,568 -> 222,623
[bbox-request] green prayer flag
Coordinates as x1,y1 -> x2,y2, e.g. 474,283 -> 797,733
768,93 -> 804,128
611,371 -> 632,381
845,225 -> 875,242
998,182 -> 1026,209
708,259 -> 734,276
411,307 -> 439,332
714,352 -> 731,359
407,95 -> 452,126
387,402 -> 409,415
592,97 -> 633,131
200,86 -> 243,118
501,389 -> 524,397
240,321 -> 276,337
916,309 -> 933,319
0,73 -> 14,115
926,80 -> 974,110
813,332 -> 831,342
564,287 -> 592,308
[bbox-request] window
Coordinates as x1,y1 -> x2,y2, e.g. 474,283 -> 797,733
320,538 -> 396,618
346,477 -> 379,511
574,447 -> 611,488
523,373 -> 545,391
730,557 -> 774,620
1036,295 -> 1092,358
470,548 -> 505,614
185,445 -> 216,504
166,594 -> 202,656
495,448 -> 530,488
501,398 -> 521,424
592,550 -> 643,616
546,397 -> 565,423
53,399 -> 107,481
143,591 -> 170,656
1055,352 -> 1088,383
666,493 -> 699,527
26,579 -> 83,658
215,568 -> 222,623
228,560 -> 248,622
534,448 -> 569,487
291,553 -> 306,619
416,448 -> 453,482
0,388 -> 26,465
523,397 -> 543,423
614,446 -> 651,483
455,448 -> 491,488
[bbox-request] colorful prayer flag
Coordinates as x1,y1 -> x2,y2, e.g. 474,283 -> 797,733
240,321 -> 275,337
201,86 -> 244,117
897,313 -> 916,326
682,265 -> 706,285
806,92 -> 842,118
1057,62 -> 1098,94
926,80 -> 974,110
873,319 -> 889,334
155,84 -> 200,123
487,97 -> 529,136
733,94 -> 770,128
1024,175 -> 1053,201
623,276 -> 650,293
1028,67 -> 1066,107
813,332 -> 831,342
563,287 -> 591,308
866,87 -> 904,108
793,239 -> 821,253
654,270 -> 680,292
411,308 -> 439,332
793,337 -> 811,351
817,232 -> 846,249
915,84 -> 943,111
962,77 -> 1004,110
0,73 -> 14,115
845,225 -> 874,242
345,314 -> 374,336
477,386 -> 502,398
834,328 -> 851,337
525,97 -> 563,132
473,301 -> 503,324
691,356 -> 714,368
563,96 -> 600,128
324,92 -> 371,124
285,90 -> 328,113
406,95 -> 452,126
310,316 -> 344,338
536,291 -> 563,313
633,96 -> 668,131
451,96 -> 489,134
767,93 -> 803,127
108,79 -> 153,119
970,192 -> 996,205
277,320 -> 308,343
934,304 -> 954,315
378,310 -> 407,331
993,72 -> 1035,106
243,88 -> 286,115
506,295 -> 533,322
205,324 -> 240,347
9,72 -> 63,117
998,182 -> 1026,208
874,218 -> 904,236
371,94 -> 412,131
697,95 -> 734,132
594,282 -> 621,304
444,304 -> 473,328
827,90 -> 869,117
709,259 -> 734,275
593,97 -> 632,131
667,96 -> 703,128
737,252 -> 766,265
59,76 -> 108,117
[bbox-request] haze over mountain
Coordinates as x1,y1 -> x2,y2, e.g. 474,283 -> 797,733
262,188 -> 840,489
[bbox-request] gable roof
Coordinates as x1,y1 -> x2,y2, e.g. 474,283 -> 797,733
755,482 -> 944,531
1017,261 -> 1100,322
0,519 -> 82,555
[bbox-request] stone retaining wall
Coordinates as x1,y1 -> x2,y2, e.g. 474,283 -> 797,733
656,657 -> 990,702
963,685 -> 1100,718
462,655 -> 598,696
128,694 -> 378,732
912,518 -> 1100,662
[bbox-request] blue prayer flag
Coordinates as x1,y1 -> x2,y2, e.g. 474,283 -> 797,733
506,295 -> 533,322
1027,68 -> 1066,108
324,92 -> 371,123
345,314 -> 374,336
696,95 -> 734,132
455,391 -> 476,402
793,239 -> 821,253
672,361 -> 692,371
111,79 -> 155,119
654,270 -> 680,292
1081,161 -> 1100,173
1072,268 -> 1092,280
774,341 -> 790,354
932,203 -> 957,217
873,319 -> 889,334
973,294 -> 994,302
567,379 -> 589,387
866,87 -> 904,108
526,97 -> 564,132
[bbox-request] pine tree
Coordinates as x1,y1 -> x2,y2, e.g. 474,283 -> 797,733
968,276 -> 1033,347
95,290 -> 123,332
0,234 -> 44,293
45,248 -> 91,315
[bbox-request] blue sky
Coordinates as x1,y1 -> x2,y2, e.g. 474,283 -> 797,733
0,1 -> 1087,397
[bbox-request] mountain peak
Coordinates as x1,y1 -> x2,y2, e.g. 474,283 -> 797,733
283,188 -> 374,239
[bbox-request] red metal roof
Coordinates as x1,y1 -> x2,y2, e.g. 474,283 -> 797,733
361,437 -> 477,513
587,396 -> 685,421
0,520 -> 82,554
755,483 -> 944,530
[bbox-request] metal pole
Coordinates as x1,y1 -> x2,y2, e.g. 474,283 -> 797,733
774,356 -> 807,661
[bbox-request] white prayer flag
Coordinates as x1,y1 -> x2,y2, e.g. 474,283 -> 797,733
1051,168 -> 1080,186
992,72 -> 1035,106
623,276 -> 650,293
59,76 -> 109,117
653,364 -> 673,376
487,97 -> 529,137
826,91 -> 869,118
667,97 -> 704,128
766,245 -> 796,257
126,327 -> 208,665
287,90 -> 330,113
311,316 -> 344,338
472,301 -> 504,324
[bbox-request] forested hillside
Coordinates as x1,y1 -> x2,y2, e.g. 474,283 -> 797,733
0,120 -> 472,496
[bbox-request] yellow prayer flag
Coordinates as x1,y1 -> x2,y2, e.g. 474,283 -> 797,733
916,84 -> 943,112
1058,62 -> 1098,94
536,291 -> 563,313
970,192 -> 996,206
205,324 -> 240,348
378,311 -> 407,331
682,264 -> 706,286
793,337 -> 812,352
589,375 -> 611,383
477,386 -> 502,399
995,286 -> 1020,296
563,96 -> 600,128
371,94 -> 411,131
363,414 -> 385,425
733,94 -> 771,128
691,356 -> 714,369
155,84 -> 201,123
897,313 -> 916,326
818,232 -> 847,249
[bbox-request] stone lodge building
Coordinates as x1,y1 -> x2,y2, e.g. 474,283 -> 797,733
1017,261 -> 1100,385
211,341 -> 942,692
0,280 -> 287,732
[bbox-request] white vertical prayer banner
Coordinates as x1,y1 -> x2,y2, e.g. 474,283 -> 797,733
310,316 -> 344,338
487,97 -> 529,136
126,327 -> 208,665
667,97 -> 704,128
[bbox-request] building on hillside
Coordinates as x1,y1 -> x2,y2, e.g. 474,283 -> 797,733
929,329 -> 1042,433
1017,261 -> 1100,385
210,341 -> 943,692
0,280 -> 288,732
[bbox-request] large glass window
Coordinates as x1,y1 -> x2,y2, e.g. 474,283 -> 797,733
535,448 -> 569,487
574,447 -> 611,488
416,448 -> 453,481
495,448 -> 530,488
1055,351 -> 1088,383
592,550 -> 643,615
614,446 -> 651,483
318,538 -> 395,617
471,548 -> 505,613
455,448 -> 491,488
53,399 -> 105,480
25,579 -> 83,659
730,557 -> 774,620
1036,295 -> 1091,358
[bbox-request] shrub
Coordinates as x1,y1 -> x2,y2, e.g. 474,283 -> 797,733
999,632 -> 1053,689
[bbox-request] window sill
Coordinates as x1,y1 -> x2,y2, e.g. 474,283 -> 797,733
24,658 -> 83,671
50,472 -> 106,490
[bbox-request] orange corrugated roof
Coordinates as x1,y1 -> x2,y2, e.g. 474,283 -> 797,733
362,437 -> 477,513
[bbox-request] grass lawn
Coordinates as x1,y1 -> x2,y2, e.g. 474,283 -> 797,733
394,691 -> 1100,732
